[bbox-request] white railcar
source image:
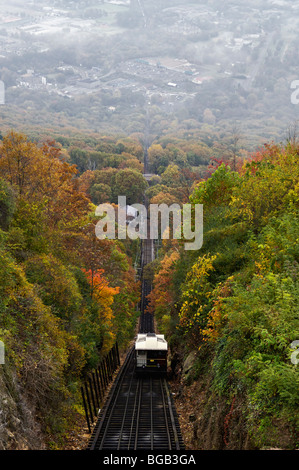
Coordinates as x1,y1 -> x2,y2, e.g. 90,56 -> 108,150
135,333 -> 168,375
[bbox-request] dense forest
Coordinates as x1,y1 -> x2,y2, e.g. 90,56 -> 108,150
0,131 -> 142,448
147,140 -> 299,449
0,123 -> 298,449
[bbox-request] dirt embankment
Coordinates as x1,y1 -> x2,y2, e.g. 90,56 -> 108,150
168,351 -> 255,451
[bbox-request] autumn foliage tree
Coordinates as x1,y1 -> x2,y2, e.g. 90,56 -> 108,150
149,141 -> 299,449
0,131 -> 141,446
82,268 -> 120,352
147,250 -> 180,336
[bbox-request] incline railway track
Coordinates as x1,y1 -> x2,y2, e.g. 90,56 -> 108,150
87,195 -> 184,450
87,346 -> 183,450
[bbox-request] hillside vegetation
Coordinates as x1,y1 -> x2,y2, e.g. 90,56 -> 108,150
147,141 -> 299,449
0,128 -> 298,450
0,131 -> 140,449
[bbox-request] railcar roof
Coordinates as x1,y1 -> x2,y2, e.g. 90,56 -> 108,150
135,333 -> 168,351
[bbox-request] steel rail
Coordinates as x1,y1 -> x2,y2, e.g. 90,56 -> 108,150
164,378 -> 181,450
88,347 -> 134,450
126,378 -> 141,450
150,377 -> 154,449
133,378 -> 143,450
159,378 -> 172,449
116,363 -> 138,450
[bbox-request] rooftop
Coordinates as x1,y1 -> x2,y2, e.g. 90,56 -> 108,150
135,333 -> 168,351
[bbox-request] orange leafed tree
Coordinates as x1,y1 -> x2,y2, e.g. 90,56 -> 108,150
0,131 -> 90,227
146,250 -> 179,319
83,268 -> 120,350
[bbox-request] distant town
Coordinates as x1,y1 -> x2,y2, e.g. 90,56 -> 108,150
0,0 -> 299,141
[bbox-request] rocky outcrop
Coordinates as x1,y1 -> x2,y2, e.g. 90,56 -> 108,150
0,363 -> 46,450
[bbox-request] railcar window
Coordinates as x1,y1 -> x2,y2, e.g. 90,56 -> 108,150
137,351 -> 146,356
147,351 -> 166,358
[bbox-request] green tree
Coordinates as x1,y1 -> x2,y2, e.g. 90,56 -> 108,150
112,168 -> 148,205
0,178 -> 15,230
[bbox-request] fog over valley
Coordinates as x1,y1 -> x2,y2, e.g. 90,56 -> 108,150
0,0 -> 298,148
